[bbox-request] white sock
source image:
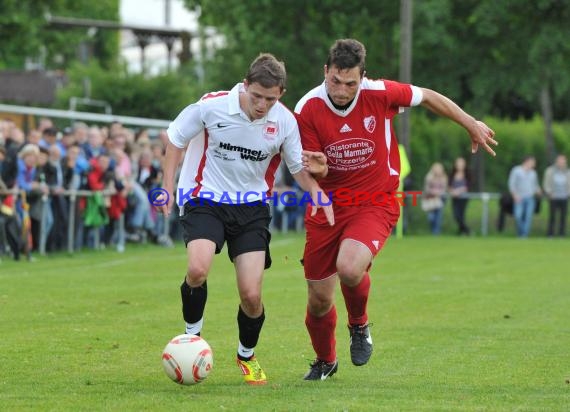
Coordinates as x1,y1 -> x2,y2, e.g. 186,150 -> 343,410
237,341 -> 254,359
185,318 -> 203,335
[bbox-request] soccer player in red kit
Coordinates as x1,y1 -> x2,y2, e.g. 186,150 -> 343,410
294,39 -> 498,380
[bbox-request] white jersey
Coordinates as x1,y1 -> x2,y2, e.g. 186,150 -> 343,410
167,83 -> 303,205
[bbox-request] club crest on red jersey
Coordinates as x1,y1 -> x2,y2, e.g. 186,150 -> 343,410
263,123 -> 278,140
363,115 -> 376,133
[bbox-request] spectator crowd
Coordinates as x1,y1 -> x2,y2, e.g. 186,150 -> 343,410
1,117 -> 173,261
422,155 -> 570,237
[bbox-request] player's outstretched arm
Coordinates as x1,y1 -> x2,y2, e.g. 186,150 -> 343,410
291,169 -> 335,226
302,150 -> 328,179
420,88 -> 498,157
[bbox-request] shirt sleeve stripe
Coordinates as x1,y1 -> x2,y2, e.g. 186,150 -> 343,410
410,86 -> 423,106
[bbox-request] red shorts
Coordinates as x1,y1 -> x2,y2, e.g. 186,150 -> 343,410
303,202 -> 400,280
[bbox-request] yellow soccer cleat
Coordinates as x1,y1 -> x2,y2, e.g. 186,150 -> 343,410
236,356 -> 267,385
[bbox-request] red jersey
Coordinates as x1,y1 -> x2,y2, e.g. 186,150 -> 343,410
295,78 -> 422,204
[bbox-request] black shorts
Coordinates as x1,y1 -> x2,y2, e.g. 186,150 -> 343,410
179,199 -> 272,269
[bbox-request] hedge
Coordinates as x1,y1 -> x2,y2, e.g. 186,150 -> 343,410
406,113 -> 570,192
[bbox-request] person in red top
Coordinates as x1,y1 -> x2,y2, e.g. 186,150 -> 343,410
294,38 -> 498,380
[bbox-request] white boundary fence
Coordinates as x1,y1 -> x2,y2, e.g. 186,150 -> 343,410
462,192 -> 501,236
0,103 -> 170,128
271,192 -> 503,236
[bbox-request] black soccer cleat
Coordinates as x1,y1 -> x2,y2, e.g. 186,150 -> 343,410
303,359 -> 338,381
349,323 -> 373,366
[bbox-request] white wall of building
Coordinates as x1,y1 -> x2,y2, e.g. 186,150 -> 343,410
119,0 -> 198,75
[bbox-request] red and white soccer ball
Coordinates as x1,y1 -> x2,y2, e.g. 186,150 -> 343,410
162,334 -> 213,385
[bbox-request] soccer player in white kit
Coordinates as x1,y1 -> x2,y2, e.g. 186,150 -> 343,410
158,54 -> 334,385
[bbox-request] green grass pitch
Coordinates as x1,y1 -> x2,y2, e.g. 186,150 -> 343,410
1,234 -> 569,411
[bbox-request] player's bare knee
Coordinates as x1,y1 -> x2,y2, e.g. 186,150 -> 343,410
308,301 -> 333,317
308,294 -> 333,316
336,262 -> 362,286
240,295 -> 262,315
339,272 -> 362,287
186,264 -> 208,286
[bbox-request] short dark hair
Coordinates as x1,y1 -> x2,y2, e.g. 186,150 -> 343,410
326,39 -> 366,75
523,155 -> 535,162
245,53 -> 286,90
43,127 -> 58,137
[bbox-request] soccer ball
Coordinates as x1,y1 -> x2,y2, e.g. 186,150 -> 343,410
162,334 -> 213,385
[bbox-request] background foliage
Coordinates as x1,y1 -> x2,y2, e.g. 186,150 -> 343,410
408,113 -> 570,192
0,0 -> 119,69
412,0 -> 570,120
56,62 -> 198,119
186,0 -> 570,120
185,0 -> 400,109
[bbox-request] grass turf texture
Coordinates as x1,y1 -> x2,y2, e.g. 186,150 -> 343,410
1,235 -> 568,411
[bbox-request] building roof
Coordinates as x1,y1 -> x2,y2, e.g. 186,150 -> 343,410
0,70 -> 66,106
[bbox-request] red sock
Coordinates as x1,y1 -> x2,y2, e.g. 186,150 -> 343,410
341,272 -> 370,326
305,306 -> 337,363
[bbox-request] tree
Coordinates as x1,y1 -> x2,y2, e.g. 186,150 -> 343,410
184,0 -> 400,107
56,62 -> 199,119
0,0 -> 119,70
470,0 -> 570,162
398,0 -> 413,153
0,0 -> 59,69
412,0 -> 570,161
